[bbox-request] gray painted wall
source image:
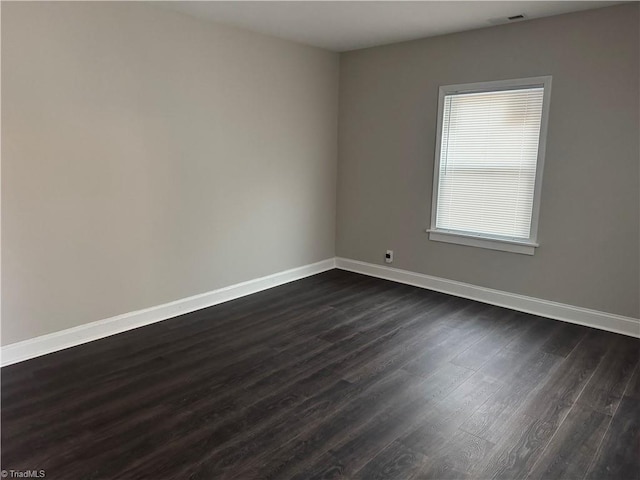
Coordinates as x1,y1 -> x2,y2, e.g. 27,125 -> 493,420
2,3 -> 637,348
336,4 -> 639,318
2,2 -> 339,345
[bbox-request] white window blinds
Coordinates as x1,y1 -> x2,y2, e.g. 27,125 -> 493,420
435,87 -> 545,239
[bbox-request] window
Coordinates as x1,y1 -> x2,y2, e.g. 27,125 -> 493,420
428,76 -> 552,255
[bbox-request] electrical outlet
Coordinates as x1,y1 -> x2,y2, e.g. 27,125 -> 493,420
385,250 -> 393,263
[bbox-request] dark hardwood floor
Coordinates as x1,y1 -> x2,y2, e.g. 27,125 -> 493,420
1,269 -> 639,479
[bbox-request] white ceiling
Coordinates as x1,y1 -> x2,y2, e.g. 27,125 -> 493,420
157,1 -> 624,52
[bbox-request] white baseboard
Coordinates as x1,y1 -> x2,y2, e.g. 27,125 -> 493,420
3,255 -> 637,367
0,258 -> 336,367
335,257 -> 640,339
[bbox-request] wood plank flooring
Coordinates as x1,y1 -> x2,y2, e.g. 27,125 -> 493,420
1,269 -> 639,479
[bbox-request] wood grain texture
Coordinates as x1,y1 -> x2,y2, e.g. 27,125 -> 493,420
418,429 -> 495,480
527,404 -> 609,480
399,372 -> 501,455
475,414 -> 558,480
576,334 -> 639,415
2,269 -> 638,480
352,440 -> 429,480
292,363 -> 475,479
586,395 -> 640,480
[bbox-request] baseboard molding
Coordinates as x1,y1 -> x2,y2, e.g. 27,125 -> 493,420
1,258 -> 336,367
3,256 -> 637,367
336,257 -> 640,339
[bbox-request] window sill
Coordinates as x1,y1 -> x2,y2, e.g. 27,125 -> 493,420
426,229 -> 538,255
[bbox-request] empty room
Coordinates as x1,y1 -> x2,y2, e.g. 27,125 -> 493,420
1,1 -> 639,479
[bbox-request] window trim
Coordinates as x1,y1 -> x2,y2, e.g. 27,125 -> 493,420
428,76 -> 552,255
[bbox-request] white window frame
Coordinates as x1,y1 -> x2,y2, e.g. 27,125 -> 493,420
428,76 -> 552,255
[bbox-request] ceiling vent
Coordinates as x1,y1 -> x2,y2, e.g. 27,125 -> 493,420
488,13 -> 528,25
